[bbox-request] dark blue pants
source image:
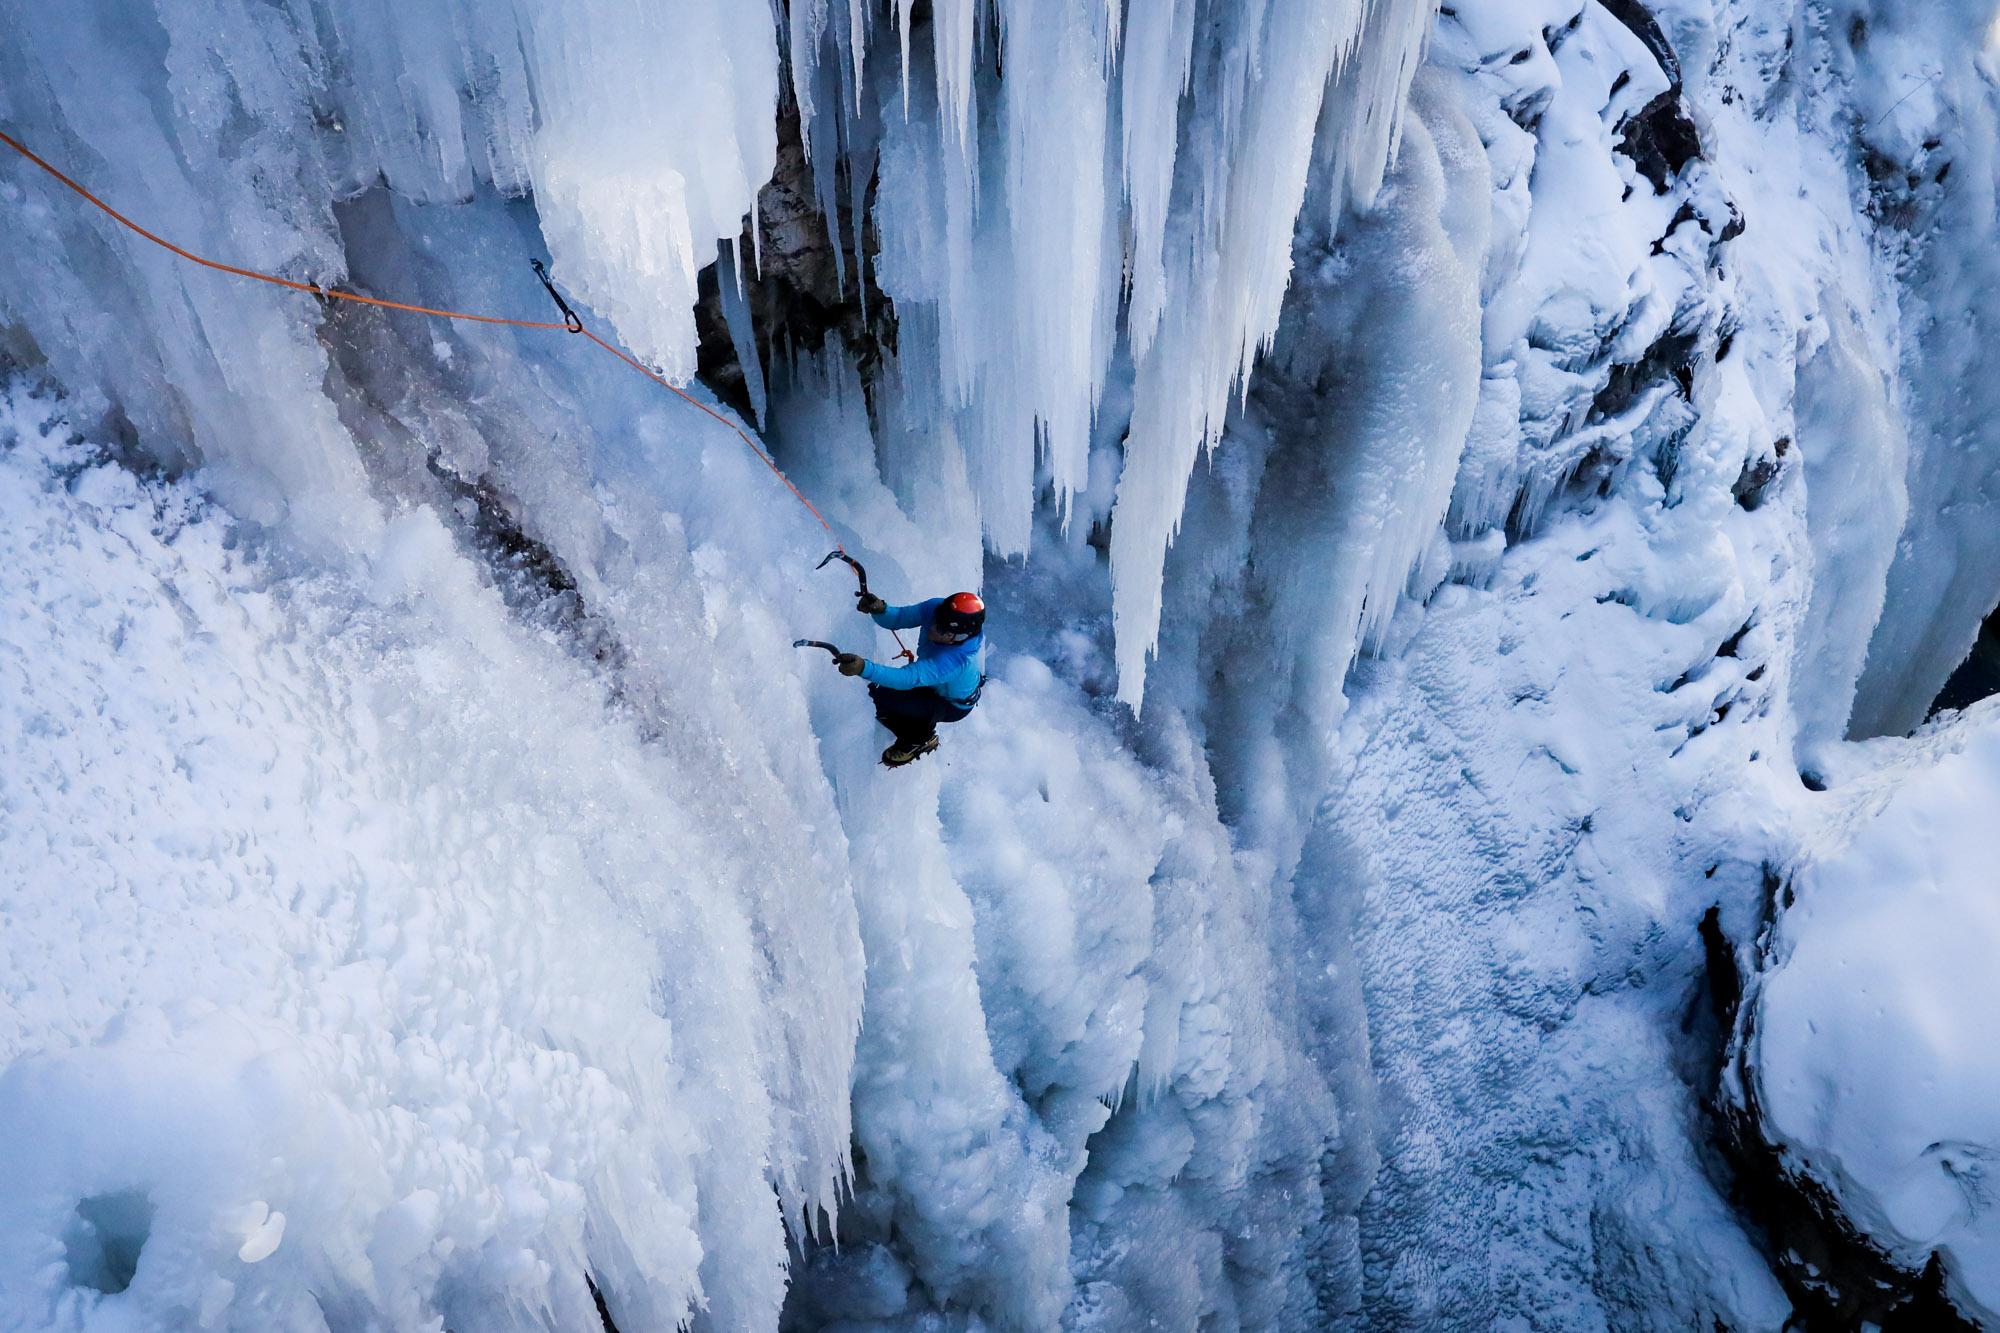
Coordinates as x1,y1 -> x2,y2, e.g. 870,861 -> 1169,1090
869,684 -> 972,747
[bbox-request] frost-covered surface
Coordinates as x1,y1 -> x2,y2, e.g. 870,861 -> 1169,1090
0,389 -> 861,1331
2,0 -> 2000,1328
1749,702 -> 2000,1322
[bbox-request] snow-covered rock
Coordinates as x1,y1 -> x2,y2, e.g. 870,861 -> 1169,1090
1741,702 -> 2000,1323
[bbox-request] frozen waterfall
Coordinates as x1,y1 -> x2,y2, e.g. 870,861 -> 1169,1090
4,0 -> 2000,1328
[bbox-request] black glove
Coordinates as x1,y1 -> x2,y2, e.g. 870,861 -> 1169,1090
835,652 -> 866,677
856,591 -> 887,616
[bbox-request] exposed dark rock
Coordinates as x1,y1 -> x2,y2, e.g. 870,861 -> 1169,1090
1619,90 -> 1704,194
1717,199 -> 1746,243
1652,196 -> 1745,258
1721,1090 -> 1977,1329
1929,604 -> 2000,719
1589,326 -> 1701,424
1598,0 -> 1702,197
1597,0 -> 1682,85
1862,132 -> 1956,233
1732,437 -> 1789,511
692,95 -> 898,423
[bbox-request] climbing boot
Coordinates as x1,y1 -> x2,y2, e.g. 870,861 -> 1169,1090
880,734 -> 940,768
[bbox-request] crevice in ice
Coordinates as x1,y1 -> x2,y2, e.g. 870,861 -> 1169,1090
1930,607 -> 2000,721
62,1192 -> 154,1297
584,1274 -> 622,1333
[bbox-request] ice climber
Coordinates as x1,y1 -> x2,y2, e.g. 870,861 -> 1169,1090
830,589 -> 987,768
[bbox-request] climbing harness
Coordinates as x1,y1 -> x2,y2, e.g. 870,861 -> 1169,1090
0,127 -> 883,611
815,549 -> 915,662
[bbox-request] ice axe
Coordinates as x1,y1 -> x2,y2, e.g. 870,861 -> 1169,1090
816,548 -> 917,661
794,639 -> 867,677
816,549 -> 874,602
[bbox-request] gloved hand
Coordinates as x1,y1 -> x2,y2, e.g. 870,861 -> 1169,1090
835,652 -> 866,677
856,591 -> 887,616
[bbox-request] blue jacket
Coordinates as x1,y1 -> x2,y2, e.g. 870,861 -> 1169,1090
862,598 -> 985,706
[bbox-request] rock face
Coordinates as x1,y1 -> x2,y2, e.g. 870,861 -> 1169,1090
693,100 -> 898,426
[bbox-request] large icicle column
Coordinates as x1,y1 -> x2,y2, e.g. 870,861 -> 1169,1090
802,0 -> 1439,708
1840,0 -> 2000,738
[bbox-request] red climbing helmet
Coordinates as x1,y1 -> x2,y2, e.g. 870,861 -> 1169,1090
933,591 -> 986,641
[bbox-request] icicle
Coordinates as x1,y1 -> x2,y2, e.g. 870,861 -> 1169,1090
1000,0 -> 1116,507
1111,0 -> 1382,711
787,0 -> 1435,698
894,0 -> 915,115
1318,0 -> 1437,220
789,0 -> 850,290
718,237 -> 769,427
1119,0 -> 1199,361
849,132 -> 878,319
846,0 -> 869,115
932,0 -> 977,150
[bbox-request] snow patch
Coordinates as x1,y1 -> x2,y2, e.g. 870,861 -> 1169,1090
1753,703 -> 2000,1322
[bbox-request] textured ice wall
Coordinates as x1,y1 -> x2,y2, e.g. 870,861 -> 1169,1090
1311,0 -> 2000,1322
0,0 -> 779,554
1114,0 -> 1995,1323
0,3 -> 1445,1319
0,388 -> 862,1331
0,0 -> 1437,712
1841,0 -> 2000,737
761,360 -> 1351,1328
1132,0 -> 1800,1321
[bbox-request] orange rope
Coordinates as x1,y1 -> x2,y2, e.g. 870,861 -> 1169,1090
0,130 -> 575,331
0,126 -> 917,661
575,327 -> 844,538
